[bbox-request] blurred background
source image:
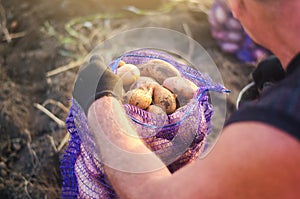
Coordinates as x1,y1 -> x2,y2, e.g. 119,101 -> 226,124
0,0 -> 257,198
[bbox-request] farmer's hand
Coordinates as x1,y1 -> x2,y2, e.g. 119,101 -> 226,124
252,55 -> 285,90
72,55 -> 123,114
237,55 -> 285,109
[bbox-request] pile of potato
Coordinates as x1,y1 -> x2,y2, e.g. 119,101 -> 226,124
117,59 -> 198,117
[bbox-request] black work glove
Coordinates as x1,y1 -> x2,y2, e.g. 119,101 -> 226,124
252,55 -> 285,90
237,55 -> 285,109
72,55 -> 123,114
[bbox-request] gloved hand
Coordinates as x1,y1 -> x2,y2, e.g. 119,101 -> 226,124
236,55 -> 285,109
72,55 -> 123,114
252,55 -> 285,90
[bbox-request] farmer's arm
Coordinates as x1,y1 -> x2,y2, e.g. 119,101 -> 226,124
87,96 -> 172,199
88,96 -> 300,199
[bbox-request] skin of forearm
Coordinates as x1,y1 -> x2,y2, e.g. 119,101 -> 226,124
87,96 -> 171,199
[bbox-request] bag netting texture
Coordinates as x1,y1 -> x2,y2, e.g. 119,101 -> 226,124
61,49 -> 227,199
209,0 -> 270,63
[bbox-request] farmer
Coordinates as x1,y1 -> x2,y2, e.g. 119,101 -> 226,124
73,0 -> 300,198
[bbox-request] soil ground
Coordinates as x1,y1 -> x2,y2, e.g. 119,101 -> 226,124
0,0 -> 255,198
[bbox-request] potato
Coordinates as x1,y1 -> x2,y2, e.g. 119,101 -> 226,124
147,105 -> 167,115
163,77 -> 198,100
153,85 -> 177,114
117,64 -> 140,86
130,76 -> 159,90
124,87 -> 153,110
118,60 -> 126,67
169,105 -> 186,125
138,59 -> 181,84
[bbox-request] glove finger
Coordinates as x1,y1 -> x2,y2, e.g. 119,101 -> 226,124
89,54 -> 111,71
89,54 -> 104,63
252,55 -> 285,89
73,61 -> 105,113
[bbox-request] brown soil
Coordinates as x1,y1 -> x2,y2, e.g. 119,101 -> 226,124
0,0 -> 255,198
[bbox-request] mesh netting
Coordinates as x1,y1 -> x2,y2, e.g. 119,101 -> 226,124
61,48 -> 227,199
209,0 -> 270,63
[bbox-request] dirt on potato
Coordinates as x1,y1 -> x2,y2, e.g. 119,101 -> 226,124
0,0 -> 254,198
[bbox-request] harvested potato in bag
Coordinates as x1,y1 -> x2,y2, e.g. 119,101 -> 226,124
138,59 -> 181,84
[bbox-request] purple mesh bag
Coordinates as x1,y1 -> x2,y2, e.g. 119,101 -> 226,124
209,0 -> 270,63
61,49 -> 227,199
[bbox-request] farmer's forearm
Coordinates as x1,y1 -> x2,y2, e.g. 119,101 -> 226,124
87,96 -> 171,198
